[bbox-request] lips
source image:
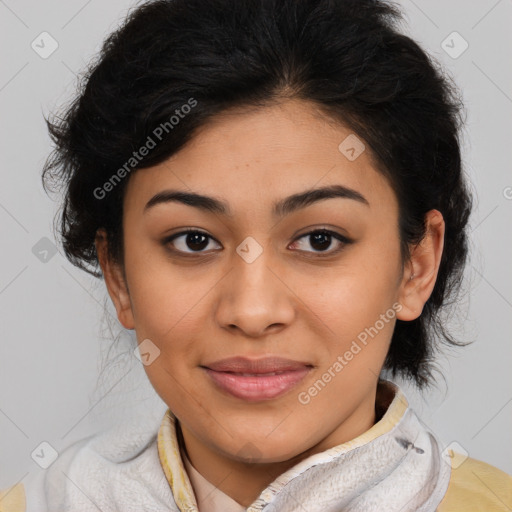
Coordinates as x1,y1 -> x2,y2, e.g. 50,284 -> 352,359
202,356 -> 312,401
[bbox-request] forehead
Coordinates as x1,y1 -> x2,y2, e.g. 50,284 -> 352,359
124,99 -> 397,217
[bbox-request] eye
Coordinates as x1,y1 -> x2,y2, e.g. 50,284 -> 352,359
289,229 -> 352,255
163,229 -> 221,254
163,228 -> 352,257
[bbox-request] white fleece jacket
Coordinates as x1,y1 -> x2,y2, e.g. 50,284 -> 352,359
1,381 -> 461,511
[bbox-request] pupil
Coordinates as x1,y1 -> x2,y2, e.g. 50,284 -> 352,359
310,232 -> 331,251
187,232 -> 208,251
184,232 -> 332,252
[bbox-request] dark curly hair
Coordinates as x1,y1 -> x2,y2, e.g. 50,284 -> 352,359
42,0 -> 472,388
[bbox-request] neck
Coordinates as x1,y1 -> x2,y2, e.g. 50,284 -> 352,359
178,388 -> 379,507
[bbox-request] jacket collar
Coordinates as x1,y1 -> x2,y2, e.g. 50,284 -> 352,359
157,380 -> 450,512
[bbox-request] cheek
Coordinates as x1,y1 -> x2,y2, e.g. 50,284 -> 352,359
302,281 -> 397,378
305,254 -> 401,332
130,279 -> 208,341
123,234 -> 216,340
301,244 -> 402,375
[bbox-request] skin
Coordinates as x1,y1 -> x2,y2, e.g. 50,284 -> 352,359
95,98 -> 444,507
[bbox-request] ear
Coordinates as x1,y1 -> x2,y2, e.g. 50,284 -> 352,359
396,209 -> 445,321
95,228 -> 135,330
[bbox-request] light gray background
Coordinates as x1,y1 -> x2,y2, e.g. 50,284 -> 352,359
1,0 -> 511,489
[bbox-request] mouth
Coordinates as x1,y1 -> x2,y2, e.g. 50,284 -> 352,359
201,356 -> 313,402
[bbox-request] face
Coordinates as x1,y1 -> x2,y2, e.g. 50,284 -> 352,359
98,99 -> 434,466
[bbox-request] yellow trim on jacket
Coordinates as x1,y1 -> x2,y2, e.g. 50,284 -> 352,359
156,381 -> 411,511
2,394 -> 512,511
2,454 -> 512,511
438,450 -> 512,511
0,482 -> 25,512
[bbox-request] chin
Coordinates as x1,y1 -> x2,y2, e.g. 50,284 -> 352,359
218,429 -> 310,465
232,447 -> 302,465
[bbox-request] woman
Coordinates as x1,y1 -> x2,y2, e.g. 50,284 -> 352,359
2,0 -> 511,510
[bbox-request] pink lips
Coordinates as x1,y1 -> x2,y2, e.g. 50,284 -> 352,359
202,356 -> 312,402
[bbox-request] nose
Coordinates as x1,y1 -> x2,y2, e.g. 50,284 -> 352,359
214,244 -> 295,338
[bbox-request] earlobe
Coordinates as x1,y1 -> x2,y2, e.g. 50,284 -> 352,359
396,210 -> 445,321
95,229 -> 135,330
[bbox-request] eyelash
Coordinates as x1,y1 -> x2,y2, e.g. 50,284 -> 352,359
162,228 -> 353,258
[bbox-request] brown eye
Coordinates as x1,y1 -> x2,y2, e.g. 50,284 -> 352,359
290,229 -> 352,255
164,230 -> 221,254
308,232 -> 334,251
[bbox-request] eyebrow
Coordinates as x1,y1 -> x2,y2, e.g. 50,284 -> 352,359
143,184 -> 369,218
